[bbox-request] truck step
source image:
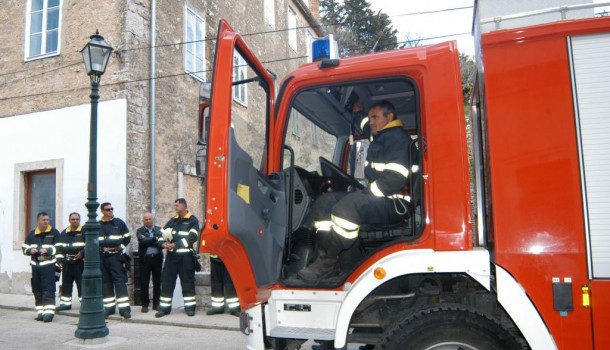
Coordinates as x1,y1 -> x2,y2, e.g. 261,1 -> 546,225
269,326 -> 335,341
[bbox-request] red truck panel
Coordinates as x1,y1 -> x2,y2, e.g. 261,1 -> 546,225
482,18 -> 610,349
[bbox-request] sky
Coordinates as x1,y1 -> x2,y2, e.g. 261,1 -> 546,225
367,0 -> 610,57
368,0 -> 476,56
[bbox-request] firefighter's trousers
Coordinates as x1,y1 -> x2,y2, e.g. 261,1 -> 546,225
159,253 -> 196,314
100,252 -> 130,315
59,260 -> 83,307
304,191 -> 408,248
210,258 -> 238,312
32,264 -> 56,318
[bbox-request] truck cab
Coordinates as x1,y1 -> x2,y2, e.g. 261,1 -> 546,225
197,20 -> 485,349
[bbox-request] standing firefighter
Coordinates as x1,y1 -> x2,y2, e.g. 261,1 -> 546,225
99,202 -> 132,319
56,212 -> 85,311
155,198 -> 200,318
207,255 -> 240,316
22,212 -> 60,322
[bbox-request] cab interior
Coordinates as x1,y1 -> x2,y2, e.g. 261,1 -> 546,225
279,76 -> 424,287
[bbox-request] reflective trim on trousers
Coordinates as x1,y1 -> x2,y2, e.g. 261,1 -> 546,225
60,296 -> 71,306
160,296 -> 172,308
184,296 -> 196,307
313,220 -> 332,232
43,305 -> 56,315
211,296 -> 224,308
117,296 -> 129,308
331,215 -> 359,240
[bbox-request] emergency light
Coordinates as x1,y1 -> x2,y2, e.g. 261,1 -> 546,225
311,35 -> 338,62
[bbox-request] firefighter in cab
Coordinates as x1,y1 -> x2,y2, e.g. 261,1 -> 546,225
299,100 -> 411,281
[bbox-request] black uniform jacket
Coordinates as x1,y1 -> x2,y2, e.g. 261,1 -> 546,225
22,226 -> 60,267
56,225 -> 85,263
158,212 -> 199,255
364,119 -> 411,198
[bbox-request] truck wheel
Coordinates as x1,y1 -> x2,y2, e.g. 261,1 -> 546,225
377,304 -> 526,350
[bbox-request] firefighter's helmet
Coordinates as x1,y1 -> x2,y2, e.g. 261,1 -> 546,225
162,228 -> 173,241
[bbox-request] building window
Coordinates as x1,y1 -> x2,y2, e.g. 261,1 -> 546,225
185,7 -> 205,81
264,0 -> 275,28
233,51 -> 248,105
25,0 -> 62,60
25,170 -> 57,235
306,31 -> 313,62
288,7 -> 297,51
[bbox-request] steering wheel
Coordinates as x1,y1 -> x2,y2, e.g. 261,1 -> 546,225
319,156 -> 364,192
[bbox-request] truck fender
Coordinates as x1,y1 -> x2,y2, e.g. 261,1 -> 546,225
334,248 -> 491,349
495,265 -> 558,350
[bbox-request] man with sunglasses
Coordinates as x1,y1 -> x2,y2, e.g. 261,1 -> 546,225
99,202 -> 132,319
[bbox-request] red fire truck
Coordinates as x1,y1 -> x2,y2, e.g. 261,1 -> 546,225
196,12 -> 610,350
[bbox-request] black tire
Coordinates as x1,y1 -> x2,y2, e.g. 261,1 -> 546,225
378,304 -> 525,350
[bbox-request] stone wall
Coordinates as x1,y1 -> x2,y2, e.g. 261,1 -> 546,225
0,0 -> 126,118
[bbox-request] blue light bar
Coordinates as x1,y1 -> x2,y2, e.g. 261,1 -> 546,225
311,34 -> 338,62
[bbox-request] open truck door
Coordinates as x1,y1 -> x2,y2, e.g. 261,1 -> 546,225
199,20 -> 283,307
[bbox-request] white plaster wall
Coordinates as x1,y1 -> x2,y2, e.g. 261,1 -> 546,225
0,99 -> 128,276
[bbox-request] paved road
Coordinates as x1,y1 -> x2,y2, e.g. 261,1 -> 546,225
0,307 -> 247,350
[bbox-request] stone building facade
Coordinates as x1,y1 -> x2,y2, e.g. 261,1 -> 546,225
0,0 -> 322,306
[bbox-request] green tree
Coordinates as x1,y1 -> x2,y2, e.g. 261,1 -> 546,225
320,0 -> 398,57
460,53 -> 475,105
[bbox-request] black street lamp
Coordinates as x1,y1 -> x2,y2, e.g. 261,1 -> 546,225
75,30 -> 113,340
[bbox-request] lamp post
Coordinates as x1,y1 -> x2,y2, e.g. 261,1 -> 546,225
75,30 -> 113,340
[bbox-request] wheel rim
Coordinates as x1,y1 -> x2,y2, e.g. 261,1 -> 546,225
424,342 -> 480,350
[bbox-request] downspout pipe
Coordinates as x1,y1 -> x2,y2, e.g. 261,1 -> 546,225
150,0 -> 156,215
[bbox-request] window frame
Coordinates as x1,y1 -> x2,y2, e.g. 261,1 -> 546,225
264,0 -> 275,28
184,6 -> 206,82
306,31 -> 314,63
233,50 -> 248,106
288,6 -> 297,51
24,0 -> 63,61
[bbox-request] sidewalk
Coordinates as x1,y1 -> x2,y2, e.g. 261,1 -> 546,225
0,292 -> 240,331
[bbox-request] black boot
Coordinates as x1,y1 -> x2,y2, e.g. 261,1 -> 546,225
297,250 -> 340,281
298,230 -> 355,281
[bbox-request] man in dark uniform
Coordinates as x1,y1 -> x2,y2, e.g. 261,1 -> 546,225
136,211 -> 163,313
207,255 -> 240,316
299,100 -> 411,281
99,202 -> 132,319
56,212 -> 85,311
22,212 -> 60,322
155,198 -> 200,318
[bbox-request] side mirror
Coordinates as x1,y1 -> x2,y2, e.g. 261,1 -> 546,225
196,82 -> 212,177
198,104 -> 210,146
196,147 -> 207,177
